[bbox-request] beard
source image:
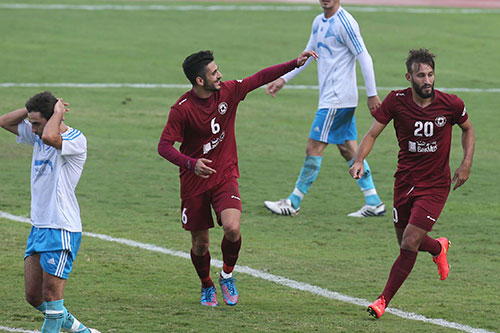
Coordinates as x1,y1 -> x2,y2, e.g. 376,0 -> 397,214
203,80 -> 221,92
412,80 -> 434,99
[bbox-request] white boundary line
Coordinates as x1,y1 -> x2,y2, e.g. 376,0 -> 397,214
0,211 -> 494,333
0,3 -> 499,14
0,82 -> 499,93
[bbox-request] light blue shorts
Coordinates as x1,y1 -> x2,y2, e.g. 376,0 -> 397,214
24,227 -> 81,279
309,107 -> 357,144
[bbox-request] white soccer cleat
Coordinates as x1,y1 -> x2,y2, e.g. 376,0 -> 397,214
348,203 -> 386,217
264,199 -> 300,216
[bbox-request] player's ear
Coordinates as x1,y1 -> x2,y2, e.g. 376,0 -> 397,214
195,76 -> 204,87
405,72 -> 411,82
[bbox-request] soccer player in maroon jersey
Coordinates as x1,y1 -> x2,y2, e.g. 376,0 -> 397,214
158,49 -> 318,307
349,49 -> 475,318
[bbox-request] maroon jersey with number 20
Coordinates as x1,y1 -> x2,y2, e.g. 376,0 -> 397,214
160,59 -> 298,199
372,88 -> 468,188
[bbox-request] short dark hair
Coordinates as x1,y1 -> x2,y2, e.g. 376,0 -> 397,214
25,91 -> 58,120
405,48 -> 436,74
182,50 -> 214,86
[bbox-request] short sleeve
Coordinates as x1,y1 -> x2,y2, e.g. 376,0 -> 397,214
61,129 -> 87,156
451,95 -> 468,125
161,106 -> 185,143
16,120 -> 36,146
371,91 -> 396,124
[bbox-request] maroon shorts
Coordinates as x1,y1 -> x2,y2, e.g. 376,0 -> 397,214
180,177 -> 242,231
392,181 -> 449,232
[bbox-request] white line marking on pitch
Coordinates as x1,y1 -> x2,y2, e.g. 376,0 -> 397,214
0,211 -> 494,333
0,4 -> 498,14
0,82 -> 498,93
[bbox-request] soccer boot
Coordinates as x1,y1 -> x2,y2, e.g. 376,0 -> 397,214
433,237 -> 451,280
264,199 -> 299,216
219,276 -> 239,306
367,296 -> 386,319
200,286 -> 218,307
348,203 -> 386,217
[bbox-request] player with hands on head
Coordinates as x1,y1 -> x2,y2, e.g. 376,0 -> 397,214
158,49 -> 317,307
264,0 -> 385,218
0,92 -> 99,332
350,48 -> 475,319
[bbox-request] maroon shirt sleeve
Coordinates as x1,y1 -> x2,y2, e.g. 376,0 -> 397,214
450,94 -> 468,125
372,91 -> 396,124
158,139 -> 197,171
231,59 -> 298,101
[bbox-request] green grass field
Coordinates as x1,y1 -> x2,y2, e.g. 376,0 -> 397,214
0,1 -> 499,332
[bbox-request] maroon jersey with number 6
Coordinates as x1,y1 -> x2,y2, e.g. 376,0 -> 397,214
372,88 -> 468,187
160,59 -> 298,199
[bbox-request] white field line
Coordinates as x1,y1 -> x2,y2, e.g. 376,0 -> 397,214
0,3 -> 499,14
1,82 -> 499,93
0,211 -> 494,333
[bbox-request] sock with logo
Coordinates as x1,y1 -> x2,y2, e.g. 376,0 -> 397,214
288,156 -> 323,209
190,249 -> 214,288
379,249 -> 418,305
348,158 -> 382,206
42,299 -> 65,333
418,235 -> 442,256
221,236 -> 242,278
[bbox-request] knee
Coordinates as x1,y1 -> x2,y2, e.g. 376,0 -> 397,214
192,239 -> 209,256
401,235 -> 420,251
223,223 -> 240,241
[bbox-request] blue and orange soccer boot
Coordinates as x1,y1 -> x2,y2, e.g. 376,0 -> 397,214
219,276 -> 239,306
367,296 -> 386,319
433,237 -> 451,280
200,286 -> 218,307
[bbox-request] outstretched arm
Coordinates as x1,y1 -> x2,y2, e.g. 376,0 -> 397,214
349,119 -> 387,179
452,118 -> 475,190
245,50 -> 318,93
0,108 -> 28,135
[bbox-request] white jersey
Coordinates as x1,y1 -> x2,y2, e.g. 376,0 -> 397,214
283,6 -> 376,109
17,120 -> 87,232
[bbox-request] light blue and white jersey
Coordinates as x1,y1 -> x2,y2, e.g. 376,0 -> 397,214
17,120 -> 87,232
283,6 -> 376,109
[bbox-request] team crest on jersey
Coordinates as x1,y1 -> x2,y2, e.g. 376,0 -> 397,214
435,116 -> 447,127
218,102 -> 228,115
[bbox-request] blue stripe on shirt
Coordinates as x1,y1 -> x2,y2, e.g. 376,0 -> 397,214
338,10 -> 363,54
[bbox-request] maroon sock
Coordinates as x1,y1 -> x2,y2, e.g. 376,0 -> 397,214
190,249 -> 213,288
221,236 -> 242,274
379,248 -> 418,305
418,235 -> 441,256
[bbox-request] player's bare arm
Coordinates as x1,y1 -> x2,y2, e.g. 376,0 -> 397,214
367,95 -> 381,112
452,118 -> 475,191
297,50 -> 318,66
266,50 -> 317,97
194,158 -> 217,179
42,99 -> 69,150
266,78 -> 286,97
0,107 -> 28,135
350,119 -> 386,179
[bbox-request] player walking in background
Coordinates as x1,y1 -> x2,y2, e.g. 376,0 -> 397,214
158,50 -> 317,307
0,92 -> 99,332
350,49 -> 475,318
264,0 -> 385,217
